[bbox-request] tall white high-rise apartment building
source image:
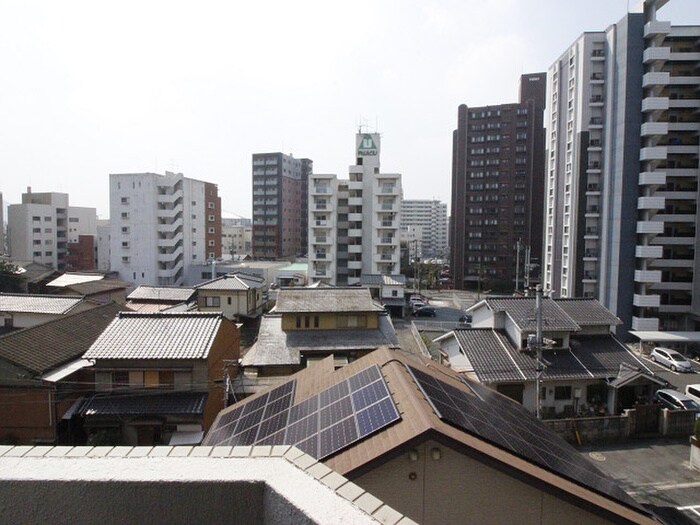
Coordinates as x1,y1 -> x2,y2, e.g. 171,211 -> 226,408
544,0 -> 700,336
309,133 -> 402,285
400,199 -> 448,259
110,172 -> 221,286
8,189 -> 96,270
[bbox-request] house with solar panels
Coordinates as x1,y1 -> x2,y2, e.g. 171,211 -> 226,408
237,287 -> 399,396
436,297 -> 663,418
204,347 -> 659,525
78,311 -> 239,446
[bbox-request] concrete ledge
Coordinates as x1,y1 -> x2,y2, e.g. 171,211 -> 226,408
0,445 -> 414,525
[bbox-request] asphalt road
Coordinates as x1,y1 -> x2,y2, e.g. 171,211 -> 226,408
581,439 -> 700,524
636,353 -> 700,393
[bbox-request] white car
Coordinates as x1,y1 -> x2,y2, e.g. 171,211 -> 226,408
650,347 -> 693,373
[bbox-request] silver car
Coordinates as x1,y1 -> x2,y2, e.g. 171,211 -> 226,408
655,389 -> 700,415
650,347 -> 693,373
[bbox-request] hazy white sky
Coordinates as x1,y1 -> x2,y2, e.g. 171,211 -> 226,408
0,0 -> 698,219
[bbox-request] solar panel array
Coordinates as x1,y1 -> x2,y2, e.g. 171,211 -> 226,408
405,365 -> 639,506
204,365 -> 401,460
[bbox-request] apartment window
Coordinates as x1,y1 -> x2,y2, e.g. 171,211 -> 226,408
122,256 -> 130,263
69,217 -> 79,223
44,239 -> 53,245
192,201 -> 197,206
208,227 -> 215,234
208,252 -> 215,259
208,215 -> 215,222
208,240 -> 215,246
33,251 -> 41,256
33,228 -> 40,233
313,316 -> 320,328
208,202 -> 215,209
554,386 -> 572,400
296,316 -> 302,328
121,197 -> 129,204
192,214 -> 197,219
121,212 -> 129,219
121,227 -> 129,234
44,216 -> 51,221
121,241 -> 129,248
204,296 -> 220,307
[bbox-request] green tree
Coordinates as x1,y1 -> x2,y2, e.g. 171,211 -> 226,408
0,261 -> 25,293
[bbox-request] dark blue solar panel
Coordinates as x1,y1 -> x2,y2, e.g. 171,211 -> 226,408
216,405 -> 244,429
257,429 -> 286,446
232,425 -> 259,446
263,393 -> 293,420
242,392 -> 269,416
351,379 -> 389,410
405,365 -> 641,509
235,407 -> 265,434
296,435 -> 319,458
257,409 -> 290,441
319,380 -> 350,407
356,397 -> 400,438
320,417 -> 357,458
289,396 -> 319,422
320,397 -> 353,429
268,380 -> 295,401
348,365 -> 382,391
286,414 -> 318,444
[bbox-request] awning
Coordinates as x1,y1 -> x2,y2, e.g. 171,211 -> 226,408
41,359 -> 94,383
630,331 -> 700,343
169,431 -> 204,445
79,392 -> 208,417
609,369 -> 667,389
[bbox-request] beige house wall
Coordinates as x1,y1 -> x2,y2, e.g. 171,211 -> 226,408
281,312 -> 379,331
354,439 -> 615,525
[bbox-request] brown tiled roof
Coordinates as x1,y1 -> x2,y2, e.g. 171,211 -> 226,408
0,293 -> 85,314
206,348 -> 656,524
478,296 -> 580,332
0,302 -> 124,375
127,286 -> 196,302
83,312 -> 224,360
555,298 -> 622,326
274,287 -> 384,314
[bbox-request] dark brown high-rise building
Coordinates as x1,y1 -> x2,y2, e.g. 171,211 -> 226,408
252,153 -> 312,259
450,73 -> 546,292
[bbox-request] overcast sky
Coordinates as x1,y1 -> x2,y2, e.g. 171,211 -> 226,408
1,0 -> 698,219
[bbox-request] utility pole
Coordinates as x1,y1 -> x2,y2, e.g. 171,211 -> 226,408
515,239 -> 521,294
524,245 -> 531,290
529,285 -> 545,420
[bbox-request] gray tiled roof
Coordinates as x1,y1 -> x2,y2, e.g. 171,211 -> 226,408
274,288 -> 384,314
359,274 -> 406,286
453,330 -> 649,383
83,312 -> 223,360
482,297 -> 580,332
78,392 -> 207,417
0,302 -> 124,375
127,286 -> 196,302
555,299 -> 622,326
0,293 -> 85,314
241,314 -> 399,367
195,272 -> 264,291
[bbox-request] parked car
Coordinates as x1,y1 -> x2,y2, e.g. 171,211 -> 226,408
655,389 -> 700,416
459,314 -> 472,324
412,306 -> 436,317
409,295 -> 427,306
650,347 -> 694,373
685,384 -> 700,404
411,300 -> 427,310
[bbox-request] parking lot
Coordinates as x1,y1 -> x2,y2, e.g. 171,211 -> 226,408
581,438 -> 700,524
637,352 -> 700,393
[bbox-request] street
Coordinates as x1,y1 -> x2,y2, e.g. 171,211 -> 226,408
637,353 -> 700,393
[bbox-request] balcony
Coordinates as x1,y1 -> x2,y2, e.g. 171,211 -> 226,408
377,237 -> 394,245
633,293 -> 660,308
311,186 -> 330,195
640,146 -> 667,161
634,270 -> 662,283
348,244 -> 362,253
644,20 -> 671,38
589,95 -> 604,106
642,72 -> 670,88
347,261 -> 362,270
636,221 -> 664,234
668,99 -> 700,111
632,316 -> 659,331
639,171 -> 666,186
314,220 -> 328,227
643,46 -> 671,63
590,73 -> 605,83
348,213 -> 363,222
636,245 -> 663,258
348,197 -> 363,206
641,97 -> 669,112
313,252 -> 327,260
637,196 -> 666,210
640,122 -> 668,136
313,236 -> 331,245
348,229 -> 363,237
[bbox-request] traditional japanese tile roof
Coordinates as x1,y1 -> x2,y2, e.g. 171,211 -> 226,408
450,330 -> 652,383
126,285 -> 196,302
83,312 -> 223,360
57,278 -> 130,296
206,348 -> 656,524
477,297 -> 580,332
0,302 -> 124,375
359,274 -> 406,286
241,314 -> 399,367
555,298 -> 622,327
273,287 -> 384,314
78,391 -> 208,417
195,272 -> 264,291
0,293 -> 85,315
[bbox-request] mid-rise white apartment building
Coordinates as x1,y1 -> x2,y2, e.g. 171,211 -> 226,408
110,172 -> 221,286
544,0 -> 700,336
222,217 -> 252,258
400,199 -> 448,259
309,133 -> 402,285
8,189 -> 96,270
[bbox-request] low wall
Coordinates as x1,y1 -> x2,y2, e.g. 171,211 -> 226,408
691,437 -> 700,472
